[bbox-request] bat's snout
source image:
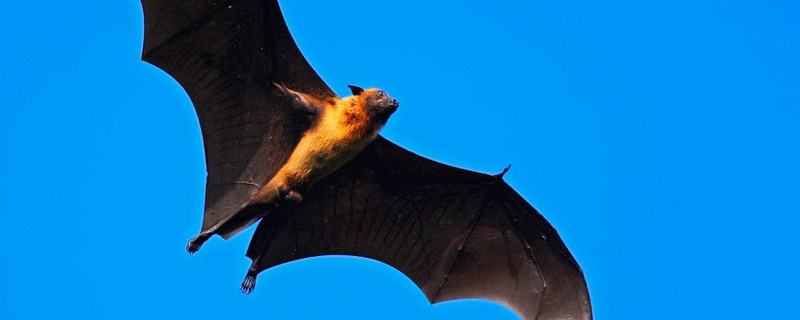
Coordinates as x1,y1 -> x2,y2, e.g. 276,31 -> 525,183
388,99 -> 399,112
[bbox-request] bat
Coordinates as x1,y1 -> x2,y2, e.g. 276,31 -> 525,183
139,1 -> 592,319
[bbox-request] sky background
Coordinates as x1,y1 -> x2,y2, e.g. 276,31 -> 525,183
2,1 -> 798,319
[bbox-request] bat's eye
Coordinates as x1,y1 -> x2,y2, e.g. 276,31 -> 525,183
377,91 -> 385,98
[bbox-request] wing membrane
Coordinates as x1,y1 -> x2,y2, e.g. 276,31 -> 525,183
246,138 -> 592,320
141,0 -> 336,237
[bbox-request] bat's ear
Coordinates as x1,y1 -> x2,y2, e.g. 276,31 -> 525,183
348,85 -> 364,96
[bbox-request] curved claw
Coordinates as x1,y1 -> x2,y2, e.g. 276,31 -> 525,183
186,234 -> 210,255
241,274 -> 257,294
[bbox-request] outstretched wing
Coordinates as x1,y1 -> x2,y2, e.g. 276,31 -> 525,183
247,137 -> 592,320
141,1 -> 591,318
140,0 -> 336,238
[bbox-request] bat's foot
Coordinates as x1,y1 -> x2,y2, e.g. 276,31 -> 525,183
186,233 -> 210,255
240,271 -> 258,294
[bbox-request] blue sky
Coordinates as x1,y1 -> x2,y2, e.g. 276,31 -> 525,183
2,1 -> 798,319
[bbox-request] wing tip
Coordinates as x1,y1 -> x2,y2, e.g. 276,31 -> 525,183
494,165 -> 511,179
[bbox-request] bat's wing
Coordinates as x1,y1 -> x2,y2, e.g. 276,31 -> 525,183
140,0 -> 336,238
246,137 -> 592,320
141,1 -> 591,317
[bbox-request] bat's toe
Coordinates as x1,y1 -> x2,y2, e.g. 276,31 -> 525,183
186,234 -> 209,255
240,274 -> 257,294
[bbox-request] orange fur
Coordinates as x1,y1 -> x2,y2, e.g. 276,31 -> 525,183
250,89 -> 391,204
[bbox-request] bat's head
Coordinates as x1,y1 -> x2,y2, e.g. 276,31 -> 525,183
348,85 -> 399,124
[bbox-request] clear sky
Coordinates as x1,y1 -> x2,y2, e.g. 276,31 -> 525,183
2,1 -> 798,319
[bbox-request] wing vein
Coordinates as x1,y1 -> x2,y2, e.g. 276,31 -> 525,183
430,179 -> 499,302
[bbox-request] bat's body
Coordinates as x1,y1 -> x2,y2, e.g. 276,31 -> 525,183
141,0 -> 591,319
187,85 -> 399,253
259,85 -> 398,203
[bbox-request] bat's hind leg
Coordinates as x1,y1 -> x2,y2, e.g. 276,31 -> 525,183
252,178 -> 303,204
185,180 -> 302,256
185,203 -> 271,255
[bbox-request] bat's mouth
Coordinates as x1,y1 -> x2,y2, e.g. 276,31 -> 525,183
371,101 -> 399,123
385,101 -> 399,115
